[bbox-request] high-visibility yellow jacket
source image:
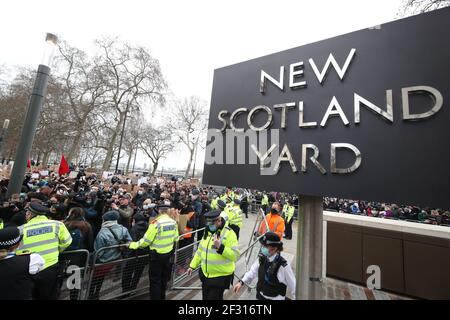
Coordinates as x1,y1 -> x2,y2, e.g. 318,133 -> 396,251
220,191 -> 235,203
225,205 -> 243,228
17,215 -> 72,269
133,213 -> 178,254
210,197 -> 219,210
283,204 -> 295,223
261,195 -> 269,206
190,226 -> 239,278
219,209 -> 229,224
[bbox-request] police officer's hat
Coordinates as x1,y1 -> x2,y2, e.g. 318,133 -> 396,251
233,198 -> 241,205
259,232 -> 283,247
217,200 -> 226,210
156,203 -> 171,212
0,227 -> 23,250
27,202 -> 50,216
204,210 -> 221,221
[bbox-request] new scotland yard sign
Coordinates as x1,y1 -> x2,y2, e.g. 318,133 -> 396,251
203,8 -> 450,208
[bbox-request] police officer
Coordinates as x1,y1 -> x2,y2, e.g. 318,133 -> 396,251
217,200 -> 228,223
233,232 -> 296,300
261,193 -> 269,214
129,204 -> 178,300
17,202 -> 72,299
226,198 -> 243,240
187,210 -> 239,300
283,201 -> 295,240
0,227 -> 45,299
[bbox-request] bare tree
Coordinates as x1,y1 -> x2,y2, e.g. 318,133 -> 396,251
140,124 -> 174,176
122,112 -> 144,174
398,0 -> 450,16
56,41 -> 110,164
94,37 -> 167,170
168,96 -> 208,178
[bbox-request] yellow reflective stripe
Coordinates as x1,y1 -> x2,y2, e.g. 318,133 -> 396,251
157,234 -> 175,240
201,259 -> 232,265
20,238 -> 58,250
152,243 -> 174,249
60,237 -> 72,244
39,247 -> 59,256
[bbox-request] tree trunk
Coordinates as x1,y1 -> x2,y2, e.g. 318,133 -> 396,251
42,151 -> 51,169
66,129 -> 84,165
36,152 -> 42,166
151,160 -> 159,176
102,113 -> 124,170
184,147 -> 194,178
125,150 -> 133,175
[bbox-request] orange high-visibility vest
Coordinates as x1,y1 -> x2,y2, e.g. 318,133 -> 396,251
183,212 -> 195,239
259,213 -> 285,240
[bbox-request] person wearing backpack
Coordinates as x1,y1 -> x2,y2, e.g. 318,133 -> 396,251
89,210 -> 132,300
64,207 -> 94,252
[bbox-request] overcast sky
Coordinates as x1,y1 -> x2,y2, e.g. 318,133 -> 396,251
0,0 -> 404,172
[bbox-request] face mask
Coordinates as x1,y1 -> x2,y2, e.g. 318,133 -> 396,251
207,224 -> 217,233
261,246 -> 270,257
143,204 -> 149,210
270,208 -> 278,214
138,191 -> 143,195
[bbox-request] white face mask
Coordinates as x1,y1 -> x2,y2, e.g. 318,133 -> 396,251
138,191 -> 143,195
143,204 -> 150,210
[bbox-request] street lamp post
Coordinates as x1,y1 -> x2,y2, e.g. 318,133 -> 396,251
115,111 -> 129,174
7,33 -> 58,198
191,143 -> 198,178
0,119 -> 10,163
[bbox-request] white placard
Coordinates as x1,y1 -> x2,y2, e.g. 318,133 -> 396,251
138,177 -> 148,186
39,170 -> 49,177
68,171 -> 78,179
102,171 -> 114,180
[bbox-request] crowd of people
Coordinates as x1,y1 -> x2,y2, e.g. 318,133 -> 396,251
0,168 -> 298,300
1,166 -> 447,301
323,197 -> 450,226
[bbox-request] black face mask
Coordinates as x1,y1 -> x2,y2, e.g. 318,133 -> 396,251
270,208 -> 279,215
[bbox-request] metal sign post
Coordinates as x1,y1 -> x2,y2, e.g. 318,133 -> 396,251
295,195 -> 323,300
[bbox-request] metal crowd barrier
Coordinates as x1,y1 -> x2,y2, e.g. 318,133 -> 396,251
58,249 -> 90,300
84,244 -> 150,300
170,227 -> 205,290
56,212 -> 271,299
233,235 -> 263,290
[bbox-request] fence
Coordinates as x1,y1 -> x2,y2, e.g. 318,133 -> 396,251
170,227 -> 205,290
56,208 -> 270,300
57,228 -> 207,300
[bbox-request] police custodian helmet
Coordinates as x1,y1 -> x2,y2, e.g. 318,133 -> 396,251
259,232 -> 283,248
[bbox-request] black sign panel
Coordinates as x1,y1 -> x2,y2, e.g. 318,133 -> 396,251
203,8 -> 450,208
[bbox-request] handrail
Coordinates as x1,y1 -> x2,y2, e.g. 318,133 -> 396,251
233,236 -> 263,290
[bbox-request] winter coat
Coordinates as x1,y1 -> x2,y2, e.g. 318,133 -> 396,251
94,221 -> 132,263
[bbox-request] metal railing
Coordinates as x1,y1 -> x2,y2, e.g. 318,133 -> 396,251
55,212 -> 271,299
170,227 -> 205,290
58,249 -> 90,300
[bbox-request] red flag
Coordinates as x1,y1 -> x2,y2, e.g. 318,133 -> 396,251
58,154 -> 70,176
27,159 -> 31,168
